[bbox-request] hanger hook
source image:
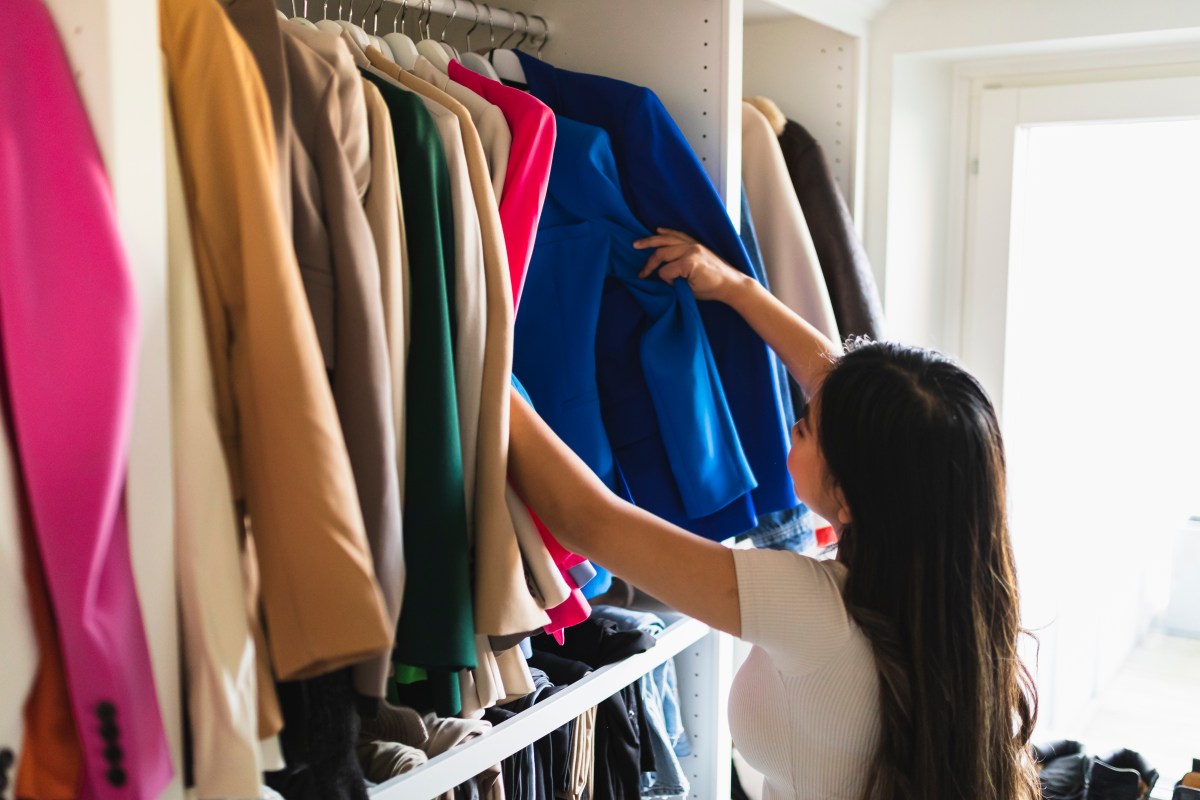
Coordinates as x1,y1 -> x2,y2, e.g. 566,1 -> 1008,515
440,0 -> 457,42
514,11 -> 530,50
498,10 -> 523,49
290,0 -> 297,17
464,2 -> 480,52
485,4 -> 495,47
423,0 -> 433,40
532,15 -> 547,58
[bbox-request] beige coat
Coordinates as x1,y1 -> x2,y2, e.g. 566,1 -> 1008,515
165,88 -> 264,797
0,392 -> 37,781
360,78 -> 410,504
414,58 -> 512,199
742,102 -> 840,342
161,0 -> 391,696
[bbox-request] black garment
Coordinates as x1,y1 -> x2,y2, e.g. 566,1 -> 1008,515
266,669 -> 368,800
531,616 -> 656,668
531,621 -> 658,800
482,668 -> 571,800
776,120 -> 885,341
485,705 -> 554,800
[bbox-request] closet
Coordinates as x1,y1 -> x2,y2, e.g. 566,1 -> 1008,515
37,0 -> 874,797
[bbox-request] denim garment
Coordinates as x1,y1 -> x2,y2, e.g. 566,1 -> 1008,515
592,606 -> 691,798
517,51 -> 799,526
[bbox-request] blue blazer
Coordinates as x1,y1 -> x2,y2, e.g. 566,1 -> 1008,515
514,117 -> 759,546
517,52 -> 799,519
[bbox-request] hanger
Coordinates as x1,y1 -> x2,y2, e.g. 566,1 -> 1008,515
364,0 -> 394,60
489,10 -> 527,85
459,3 -> 500,80
531,15 -> 548,59
415,0 -> 453,72
335,0 -> 372,52
436,0 -> 460,61
290,0 -> 319,29
314,1 -> 343,35
382,0 -> 419,68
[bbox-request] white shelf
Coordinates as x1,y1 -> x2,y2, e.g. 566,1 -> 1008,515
369,616 -> 711,800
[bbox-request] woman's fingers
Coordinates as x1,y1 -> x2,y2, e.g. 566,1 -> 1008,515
633,234 -> 684,251
638,243 -> 692,278
656,260 -> 689,284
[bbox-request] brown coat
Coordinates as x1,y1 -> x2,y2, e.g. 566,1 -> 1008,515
161,0 -> 391,694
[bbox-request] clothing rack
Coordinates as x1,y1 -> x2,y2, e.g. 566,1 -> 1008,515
304,0 -> 551,42
40,1 -> 870,797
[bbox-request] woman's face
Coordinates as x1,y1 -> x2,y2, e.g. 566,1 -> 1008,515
786,392 -> 851,528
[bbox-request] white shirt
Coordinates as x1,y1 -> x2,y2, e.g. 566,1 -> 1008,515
730,548 -> 881,799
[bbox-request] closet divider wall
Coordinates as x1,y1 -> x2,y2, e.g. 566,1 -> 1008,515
35,1 -> 867,798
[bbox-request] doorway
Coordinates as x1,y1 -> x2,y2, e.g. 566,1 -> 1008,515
961,75 -> 1200,790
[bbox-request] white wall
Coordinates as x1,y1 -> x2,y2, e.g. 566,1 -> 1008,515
862,0 -> 1200,350
744,17 -> 861,209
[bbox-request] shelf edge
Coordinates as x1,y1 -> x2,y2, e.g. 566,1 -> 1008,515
370,616 -> 711,800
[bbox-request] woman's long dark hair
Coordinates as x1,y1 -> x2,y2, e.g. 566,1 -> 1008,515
816,341 -> 1039,800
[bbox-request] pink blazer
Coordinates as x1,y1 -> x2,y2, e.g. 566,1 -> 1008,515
448,60 -> 556,307
0,3 -> 172,797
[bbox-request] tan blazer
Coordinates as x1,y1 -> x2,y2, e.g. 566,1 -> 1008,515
360,79 -> 410,504
414,58 -> 512,200
161,0 -> 391,690
279,24 -> 403,701
165,88 -> 264,798
367,50 -> 553,641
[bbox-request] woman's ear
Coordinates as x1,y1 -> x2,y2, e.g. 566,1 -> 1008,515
833,485 -> 853,526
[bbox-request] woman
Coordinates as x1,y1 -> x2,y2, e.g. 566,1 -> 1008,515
507,228 -> 1040,800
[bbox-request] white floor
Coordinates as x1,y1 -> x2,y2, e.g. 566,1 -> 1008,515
1076,630 -> 1200,799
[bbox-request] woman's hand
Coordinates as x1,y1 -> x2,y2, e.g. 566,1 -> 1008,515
634,227 -> 750,303
635,228 -> 839,398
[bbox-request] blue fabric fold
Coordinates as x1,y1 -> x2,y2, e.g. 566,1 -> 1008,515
514,117 -> 756,524
517,51 -> 799,523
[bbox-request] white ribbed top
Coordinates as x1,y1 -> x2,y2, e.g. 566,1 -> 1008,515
730,548 -> 881,800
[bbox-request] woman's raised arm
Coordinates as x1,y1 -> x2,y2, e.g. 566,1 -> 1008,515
507,386 -> 742,637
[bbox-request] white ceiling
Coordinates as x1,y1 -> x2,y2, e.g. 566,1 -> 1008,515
742,0 -> 894,36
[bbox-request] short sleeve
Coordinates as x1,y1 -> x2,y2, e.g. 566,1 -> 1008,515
733,547 -> 856,675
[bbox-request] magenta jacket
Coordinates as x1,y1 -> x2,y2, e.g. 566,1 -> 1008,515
448,59 -> 556,307
0,2 -> 172,796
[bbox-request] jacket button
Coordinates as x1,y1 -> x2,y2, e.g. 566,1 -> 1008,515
95,702 -> 117,721
99,721 -> 119,742
104,744 -> 123,764
106,767 -> 127,787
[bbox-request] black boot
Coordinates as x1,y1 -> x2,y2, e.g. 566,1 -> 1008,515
1034,740 -> 1088,800
1098,749 -> 1159,798
1174,757 -> 1200,800
1087,759 -> 1144,800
